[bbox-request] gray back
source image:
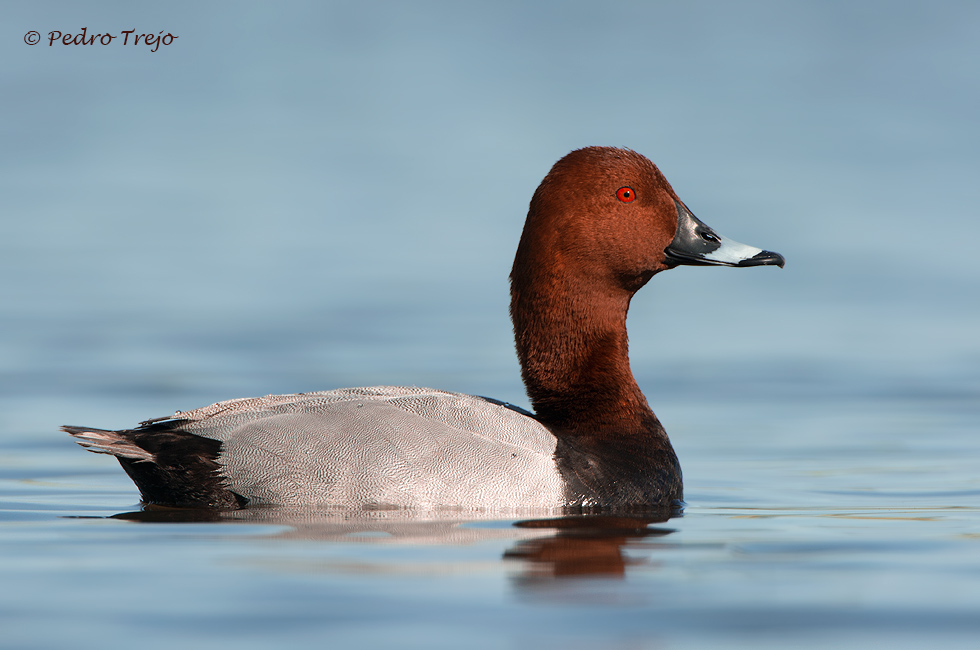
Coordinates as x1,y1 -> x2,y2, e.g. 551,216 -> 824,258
175,386 -> 565,509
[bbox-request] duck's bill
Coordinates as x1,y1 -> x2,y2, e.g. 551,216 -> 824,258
664,201 -> 785,268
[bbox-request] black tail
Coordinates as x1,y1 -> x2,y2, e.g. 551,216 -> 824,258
63,421 -> 246,509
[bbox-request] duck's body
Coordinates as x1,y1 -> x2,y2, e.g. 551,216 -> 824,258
66,386 -> 680,510
65,147 -> 783,511
68,388 -> 566,509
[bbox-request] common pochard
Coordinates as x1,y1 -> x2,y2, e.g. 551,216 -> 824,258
65,147 -> 784,512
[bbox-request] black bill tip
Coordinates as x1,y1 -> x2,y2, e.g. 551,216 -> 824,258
737,250 -> 785,268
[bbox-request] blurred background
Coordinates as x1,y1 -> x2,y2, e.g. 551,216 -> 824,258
2,0 -> 977,462
5,1 -> 978,440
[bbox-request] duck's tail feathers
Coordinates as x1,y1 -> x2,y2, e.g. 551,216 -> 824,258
62,426 -> 156,462
62,423 -> 245,509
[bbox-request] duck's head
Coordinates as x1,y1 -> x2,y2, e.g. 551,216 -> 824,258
513,147 -> 784,295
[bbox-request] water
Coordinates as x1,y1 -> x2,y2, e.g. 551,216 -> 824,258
3,1 -> 979,648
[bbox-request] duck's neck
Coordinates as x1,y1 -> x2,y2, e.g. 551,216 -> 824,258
510,263 -> 661,440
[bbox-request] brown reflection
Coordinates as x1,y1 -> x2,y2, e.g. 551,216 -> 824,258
506,515 -> 675,578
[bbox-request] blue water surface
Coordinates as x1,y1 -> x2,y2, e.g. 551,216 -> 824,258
2,2 -> 979,648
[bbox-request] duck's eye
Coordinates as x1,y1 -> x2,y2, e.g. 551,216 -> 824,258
616,187 -> 636,203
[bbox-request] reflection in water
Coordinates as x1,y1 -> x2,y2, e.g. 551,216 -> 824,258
506,516 -> 675,579
102,505 -> 677,580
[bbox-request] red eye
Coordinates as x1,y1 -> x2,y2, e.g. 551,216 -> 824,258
616,186 -> 635,203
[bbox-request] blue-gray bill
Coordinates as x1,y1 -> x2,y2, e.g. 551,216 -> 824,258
665,201 -> 785,268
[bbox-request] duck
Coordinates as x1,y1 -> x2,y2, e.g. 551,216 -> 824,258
64,147 -> 784,512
